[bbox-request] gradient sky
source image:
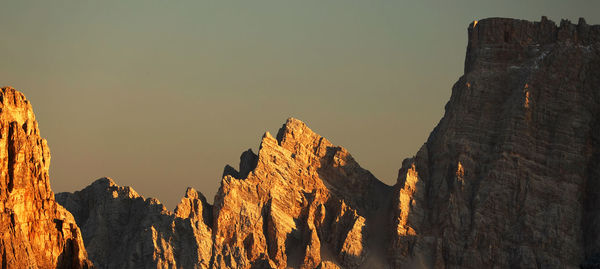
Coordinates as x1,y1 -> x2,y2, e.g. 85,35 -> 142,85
2,0 -> 599,209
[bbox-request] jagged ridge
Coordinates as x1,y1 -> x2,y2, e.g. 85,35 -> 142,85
56,177 -> 213,268
49,16 -> 600,269
58,117 -> 393,268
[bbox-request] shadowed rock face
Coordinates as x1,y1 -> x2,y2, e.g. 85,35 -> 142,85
0,87 -> 92,268
390,17 -> 600,268
56,178 -> 213,269
53,16 -> 600,269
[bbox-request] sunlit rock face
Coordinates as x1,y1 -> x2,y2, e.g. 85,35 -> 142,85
390,17 -> 600,268
53,17 -> 600,269
0,87 -> 92,268
57,118 -> 393,268
211,118 -> 392,268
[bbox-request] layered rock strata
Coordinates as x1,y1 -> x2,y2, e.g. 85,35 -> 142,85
390,17 -> 600,268
0,87 -> 92,268
55,16 -> 600,269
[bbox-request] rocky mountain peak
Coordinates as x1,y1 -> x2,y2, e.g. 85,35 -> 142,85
56,178 -> 214,268
90,176 -> 142,200
174,187 -> 213,225
0,87 -> 92,268
209,118 -> 393,268
275,117 -> 311,142
275,117 -> 330,157
465,16 -> 600,73
5,16 -> 600,269
56,116 -> 394,268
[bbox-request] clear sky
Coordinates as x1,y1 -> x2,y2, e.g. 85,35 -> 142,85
2,0 -> 599,209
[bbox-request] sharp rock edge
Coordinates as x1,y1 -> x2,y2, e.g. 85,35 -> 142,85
5,16 -> 599,269
0,87 -> 93,268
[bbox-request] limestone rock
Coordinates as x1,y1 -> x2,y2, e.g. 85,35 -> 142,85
390,17 -> 600,268
58,118 -> 393,268
0,87 -> 92,268
56,178 -> 213,269
211,118 -> 392,268
53,16 -> 600,269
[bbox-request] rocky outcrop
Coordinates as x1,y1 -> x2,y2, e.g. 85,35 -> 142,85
390,17 -> 600,268
0,87 -> 92,268
54,16 -> 600,269
56,178 -> 213,269
58,118 -> 393,268
211,118 -> 392,268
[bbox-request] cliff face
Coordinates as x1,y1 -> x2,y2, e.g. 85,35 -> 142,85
390,17 -> 600,268
53,16 -> 600,269
57,118 -> 393,269
0,87 -> 92,268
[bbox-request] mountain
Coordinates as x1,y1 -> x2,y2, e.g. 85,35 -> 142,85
57,118 -> 393,268
390,17 -> 600,268
2,16 -> 599,269
0,87 -> 92,268
56,178 -> 213,268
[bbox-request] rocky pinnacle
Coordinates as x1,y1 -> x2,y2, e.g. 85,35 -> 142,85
0,87 -> 92,268
3,16 -> 600,269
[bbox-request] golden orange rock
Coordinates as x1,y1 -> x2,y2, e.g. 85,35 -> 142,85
17,16 -> 600,269
0,87 -> 92,268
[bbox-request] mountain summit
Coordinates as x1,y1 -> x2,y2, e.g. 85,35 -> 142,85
57,117 -> 393,268
0,87 -> 92,268
2,16 -> 600,268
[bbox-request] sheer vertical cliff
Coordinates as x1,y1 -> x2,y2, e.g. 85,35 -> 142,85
390,17 -> 600,268
52,16 -> 600,269
0,87 -> 92,268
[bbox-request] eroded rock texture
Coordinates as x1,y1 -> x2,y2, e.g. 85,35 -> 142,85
390,17 -> 600,268
58,118 -> 393,269
55,17 -> 600,269
56,178 -> 213,269
211,118 -> 392,268
0,87 -> 92,268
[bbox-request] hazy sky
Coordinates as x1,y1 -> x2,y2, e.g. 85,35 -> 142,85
2,0 -> 599,209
